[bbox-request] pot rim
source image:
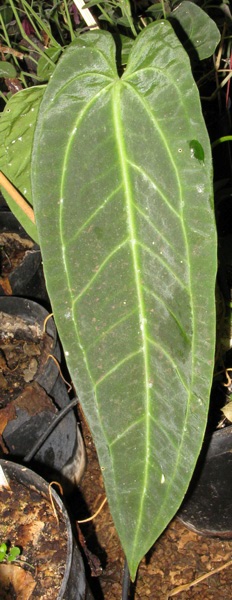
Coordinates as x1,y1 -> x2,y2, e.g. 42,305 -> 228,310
0,458 -> 72,599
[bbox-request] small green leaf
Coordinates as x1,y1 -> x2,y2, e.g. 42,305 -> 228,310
7,546 -> 21,562
37,47 -> 62,81
115,16 -> 132,27
0,543 -> 7,561
0,61 -> 17,78
0,6 -> 13,24
145,4 -> 166,17
170,1 -> 220,60
0,86 -> 45,243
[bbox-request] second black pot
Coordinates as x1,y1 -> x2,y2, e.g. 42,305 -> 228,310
178,425 -> 232,537
0,459 -> 93,599
0,211 -> 41,296
0,297 -> 86,487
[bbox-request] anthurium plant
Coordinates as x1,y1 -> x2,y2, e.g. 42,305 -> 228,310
0,1 -> 219,580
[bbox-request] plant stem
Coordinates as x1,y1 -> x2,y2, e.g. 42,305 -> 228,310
122,558 -> 131,600
19,0 -> 43,42
161,0 -> 167,19
63,0 -> 76,41
121,0 -> 137,37
0,171 -> 35,223
212,135 -> 232,149
0,91 -> 7,104
97,3 -> 114,25
19,70 -> 46,80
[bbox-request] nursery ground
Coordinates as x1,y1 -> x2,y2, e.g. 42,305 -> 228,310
76,411 -> 232,600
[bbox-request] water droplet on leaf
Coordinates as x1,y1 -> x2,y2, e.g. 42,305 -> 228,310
196,184 -> 204,193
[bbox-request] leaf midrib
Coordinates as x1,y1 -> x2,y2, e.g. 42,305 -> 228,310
112,79 -> 151,554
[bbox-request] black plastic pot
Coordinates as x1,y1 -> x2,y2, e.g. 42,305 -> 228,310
0,295 -> 61,391
178,425 -> 232,538
0,211 -> 41,296
0,297 -> 86,486
0,459 -> 93,599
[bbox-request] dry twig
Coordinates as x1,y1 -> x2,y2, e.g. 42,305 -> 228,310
167,558 -> 232,598
46,354 -> 72,392
48,481 -> 64,524
78,496 -> 107,523
0,45 -> 24,59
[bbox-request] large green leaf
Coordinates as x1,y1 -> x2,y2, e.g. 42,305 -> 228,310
170,1 -> 220,60
32,23 -> 217,578
0,86 -> 45,242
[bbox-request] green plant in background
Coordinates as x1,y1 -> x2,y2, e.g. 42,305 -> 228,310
0,0 -> 83,94
0,0 -> 222,581
0,542 -> 21,563
0,540 -> 34,570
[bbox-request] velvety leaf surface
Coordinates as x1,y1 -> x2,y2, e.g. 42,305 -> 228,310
32,23 -> 217,578
0,86 -> 45,242
170,1 -> 220,60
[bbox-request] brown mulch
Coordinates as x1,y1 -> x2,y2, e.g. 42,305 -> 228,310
0,311 -> 53,407
0,233 -> 33,278
76,411 -> 232,599
0,477 -> 67,599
